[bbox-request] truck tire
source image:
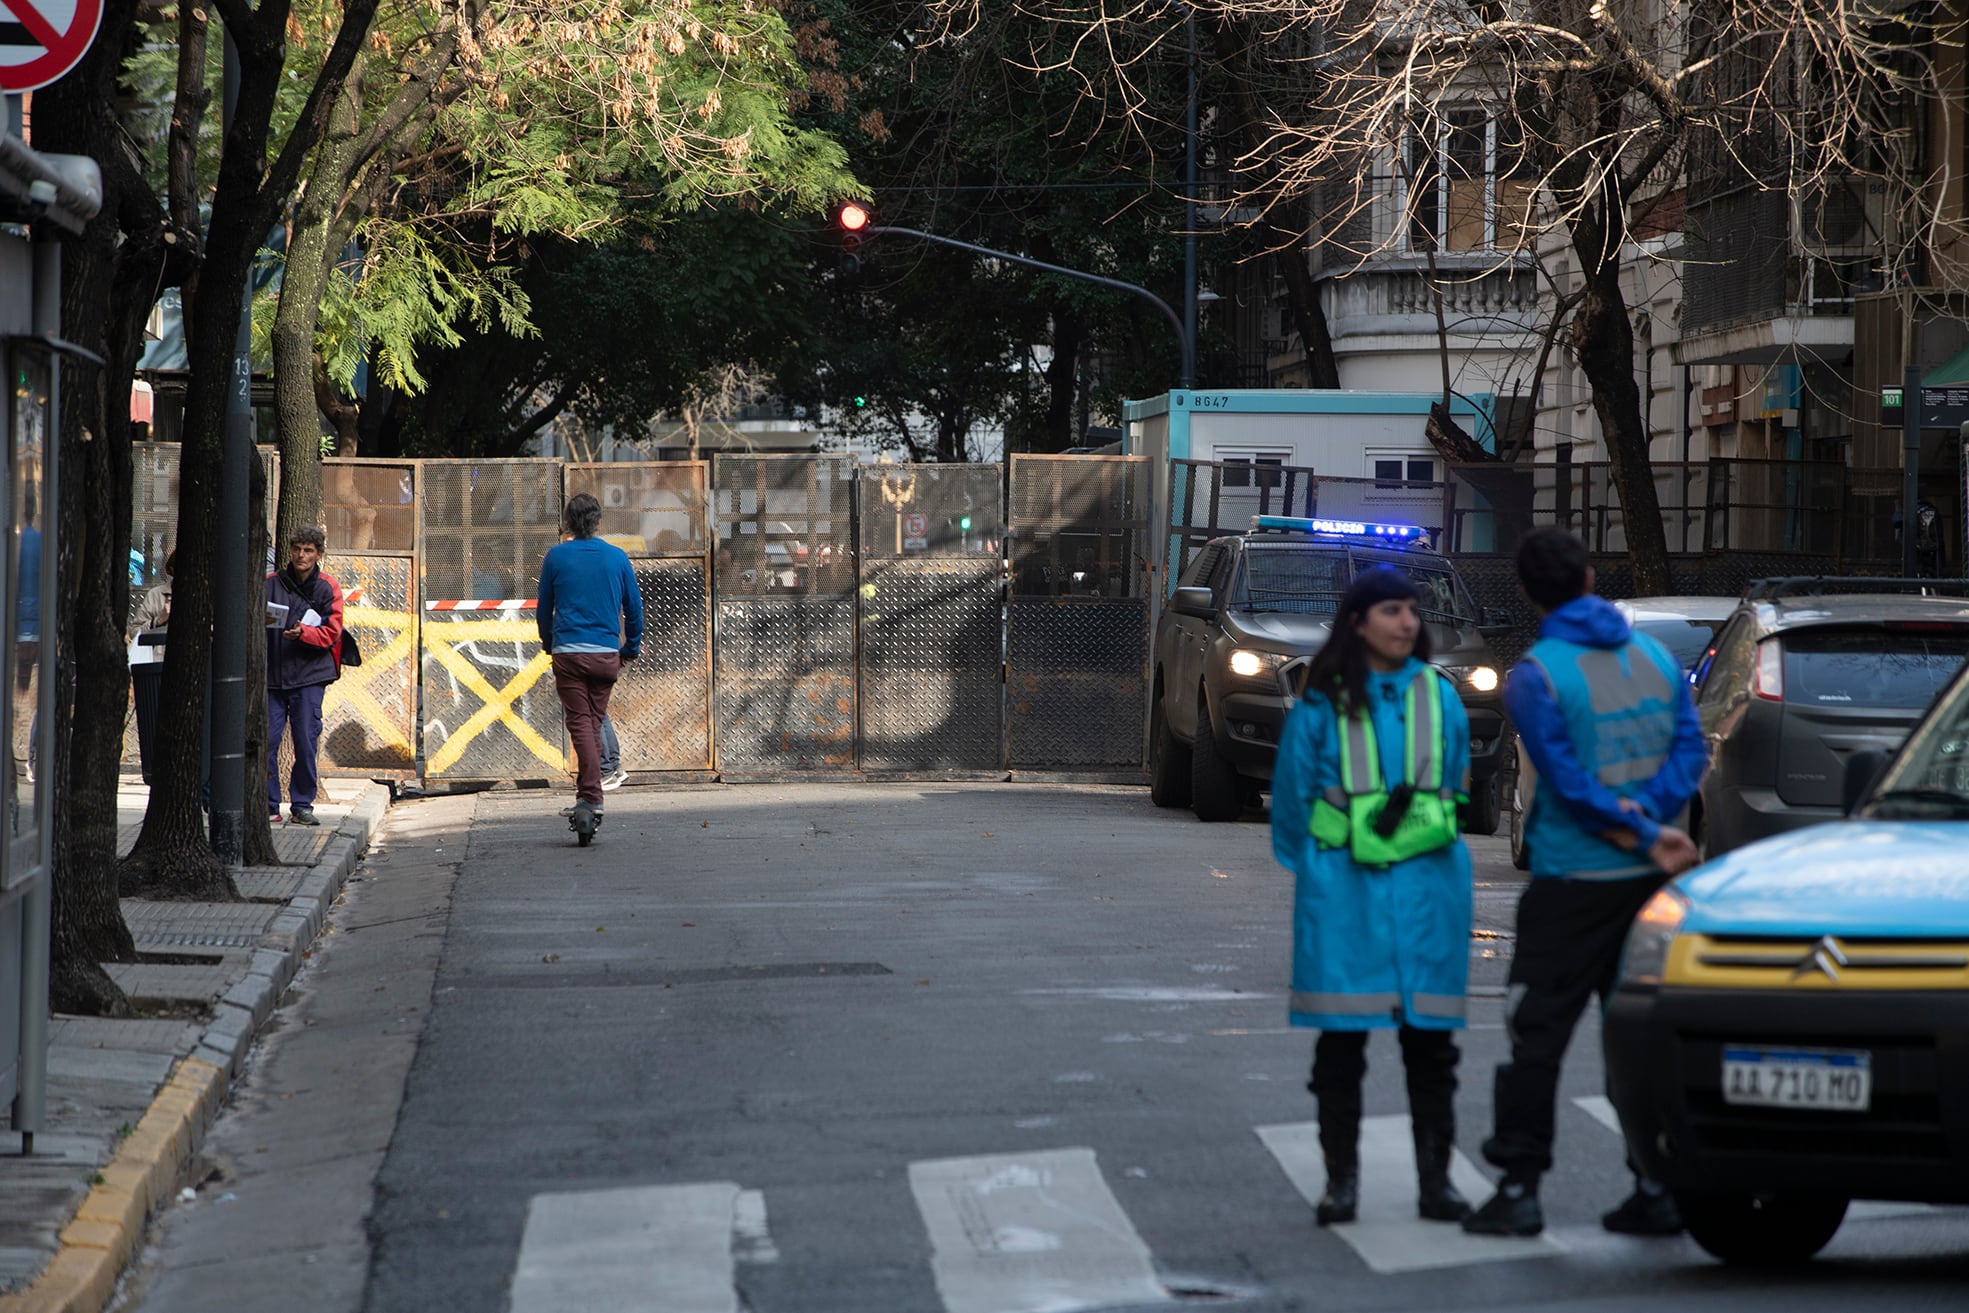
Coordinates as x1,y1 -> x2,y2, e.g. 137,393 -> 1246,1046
1462,770 -> 1503,836
1191,695 -> 1244,822
1508,776 -> 1532,870
1149,694 -> 1192,809
1678,1193 -> 1847,1266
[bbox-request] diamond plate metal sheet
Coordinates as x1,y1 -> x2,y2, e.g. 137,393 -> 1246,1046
609,559 -> 711,770
418,460 -> 563,604
322,460 -> 418,554
318,555 -> 417,778
420,610 -> 564,781
1007,600 -> 1148,769
714,596 -> 856,771
858,561 -> 1004,771
1006,456 -> 1150,770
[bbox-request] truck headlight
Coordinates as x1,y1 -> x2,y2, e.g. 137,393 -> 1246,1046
1618,887 -> 1690,989
1228,649 -> 1286,679
1465,665 -> 1499,692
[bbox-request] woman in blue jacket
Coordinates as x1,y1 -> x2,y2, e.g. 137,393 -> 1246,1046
1271,568 -> 1475,1226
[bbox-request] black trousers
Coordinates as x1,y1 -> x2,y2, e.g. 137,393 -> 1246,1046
1481,874 -> 1667,1181
1310,1027 -> 1459,1161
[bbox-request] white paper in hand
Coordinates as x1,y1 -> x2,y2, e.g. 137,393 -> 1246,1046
299,608 -> 324,627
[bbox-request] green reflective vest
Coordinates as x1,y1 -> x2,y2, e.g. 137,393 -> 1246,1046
1308,673 -> 1461,867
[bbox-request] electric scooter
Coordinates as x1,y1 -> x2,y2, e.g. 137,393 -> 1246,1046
567,803 -> 603,846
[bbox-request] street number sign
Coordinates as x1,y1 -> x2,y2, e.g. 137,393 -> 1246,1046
0,0 -> 103,94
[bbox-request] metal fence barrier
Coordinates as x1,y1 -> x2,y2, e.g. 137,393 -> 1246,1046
1007,455 -> 1151,771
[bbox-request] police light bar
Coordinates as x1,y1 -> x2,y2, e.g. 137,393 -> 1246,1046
1251,514 -> 1425,540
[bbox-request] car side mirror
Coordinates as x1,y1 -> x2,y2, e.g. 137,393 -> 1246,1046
1171,585 -> 1216,618
1479,605 -> 1512,636
1842,749 -> 1889,816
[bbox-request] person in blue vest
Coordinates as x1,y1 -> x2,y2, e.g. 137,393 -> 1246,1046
1463,529 -> 1704,1238
1271,567 -> 1475,1227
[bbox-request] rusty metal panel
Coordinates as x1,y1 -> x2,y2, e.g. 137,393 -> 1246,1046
317,555 -> 417,778
418,460 -> 563,604
420,610 -> 564,781
322,460 -> 418,554
857,465 -> 1004,771
712,456 -> 858,771
714,596 -> 857,770
1006,455 -> 1150,771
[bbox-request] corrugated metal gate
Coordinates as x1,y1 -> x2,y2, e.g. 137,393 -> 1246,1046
712,455 -> 859,772
566,462 -> 712,772
419,460 -> 566,781
1006,455 -> 1151,770
316,460 -> 420,779
857,465 -> 1004,772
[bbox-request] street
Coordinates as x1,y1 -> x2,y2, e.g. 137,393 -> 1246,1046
121,783 -> 1968,1313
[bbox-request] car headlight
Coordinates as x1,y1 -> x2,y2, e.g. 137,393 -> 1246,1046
1618,887 -> 1690,989
1227,649 -> 1287,679
1438,664 -> 1500,693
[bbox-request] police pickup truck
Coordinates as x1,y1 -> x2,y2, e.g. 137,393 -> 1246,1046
1150,515 -> 1513,826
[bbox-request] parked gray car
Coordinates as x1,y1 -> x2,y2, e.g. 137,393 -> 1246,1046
1690,580 -> 1969,859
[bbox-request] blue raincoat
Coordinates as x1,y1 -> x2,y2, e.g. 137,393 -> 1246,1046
1271,659 -> 1474,1030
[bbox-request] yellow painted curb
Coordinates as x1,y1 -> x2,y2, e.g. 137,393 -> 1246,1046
0,1055 -> 231,1313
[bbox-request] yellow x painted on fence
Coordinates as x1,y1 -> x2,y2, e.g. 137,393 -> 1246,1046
321,606 -> 418,762
421,618 -> 562,776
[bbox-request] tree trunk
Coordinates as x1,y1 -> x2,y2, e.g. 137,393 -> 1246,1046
35,0 -> 168,1012
243,451 -> 280,867
1041,309 -> 1082,452
1568,202 -> 1671,595
274,71 -> 364,549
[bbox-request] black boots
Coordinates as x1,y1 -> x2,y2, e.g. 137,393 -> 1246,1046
1413,1126 -> 1472,1222
1316,1155 -> 1360,1226
1463,1179 -> 1545,1236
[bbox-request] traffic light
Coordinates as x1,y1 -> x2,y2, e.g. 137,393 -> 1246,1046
833,200 -> 872,273
852,395 -> 867,409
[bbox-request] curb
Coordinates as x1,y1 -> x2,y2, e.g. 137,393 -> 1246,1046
0,783 -> 392,1313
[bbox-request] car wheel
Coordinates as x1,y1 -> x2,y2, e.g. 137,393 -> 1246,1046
1149,692 -> 1192,809
1508,776 -> 1532,870
1678,1193 -> 1848,1266
1462,770 -> 1503,836
1190,695 -> 1244,822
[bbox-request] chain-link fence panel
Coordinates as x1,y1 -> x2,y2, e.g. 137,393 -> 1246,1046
567,459 -> 715,772
1007,456 -> 1150,771
322,460 -> 418,554
317,555 -> 418,778
858,465 -> 1004,771
713,456 -> 858,770
420,609 -> 564,781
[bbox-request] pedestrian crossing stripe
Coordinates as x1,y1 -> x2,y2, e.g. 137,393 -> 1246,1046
510,1182 -> 740,1313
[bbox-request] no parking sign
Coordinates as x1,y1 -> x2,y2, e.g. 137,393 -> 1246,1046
0,0 -> 103,94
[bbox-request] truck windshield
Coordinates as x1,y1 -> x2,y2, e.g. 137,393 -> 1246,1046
1352,551 -> 1477,624
1233,546 -> 1474,623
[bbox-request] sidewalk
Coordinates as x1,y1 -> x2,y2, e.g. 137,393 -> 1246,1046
0,778 -> 391,1313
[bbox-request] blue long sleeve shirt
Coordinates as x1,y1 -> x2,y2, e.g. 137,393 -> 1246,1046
537,537 -> 643,654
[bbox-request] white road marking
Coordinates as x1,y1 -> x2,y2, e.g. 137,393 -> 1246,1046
1572,1095 -> 1623,1135
509,1183 -> 739,1313
734,1188 -> 780,1264
1020,987 -> 1275,1002
1257,1116 -> 1561,1274
909,1147 -> 1170,1313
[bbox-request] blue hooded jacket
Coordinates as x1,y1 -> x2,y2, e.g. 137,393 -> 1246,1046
1505,595 -> 1706,880
1271,659 -> 1473,1030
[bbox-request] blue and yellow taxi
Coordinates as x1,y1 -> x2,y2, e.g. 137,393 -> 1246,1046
1604,659 -> 1969,1265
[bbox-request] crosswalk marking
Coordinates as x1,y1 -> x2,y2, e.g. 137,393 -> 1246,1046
509,1182 -> 740,1313
1572,1095 -> 1623,1136
1257,1116 -> 1562,1273
908,1147 -> 1170,1313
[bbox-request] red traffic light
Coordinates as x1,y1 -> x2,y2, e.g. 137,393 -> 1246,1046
836,201 -> 871,232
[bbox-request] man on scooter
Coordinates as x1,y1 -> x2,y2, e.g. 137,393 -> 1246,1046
537,493 -> 643,829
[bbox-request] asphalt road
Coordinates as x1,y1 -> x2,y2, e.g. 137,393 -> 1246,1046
126,783 -> 1968,1313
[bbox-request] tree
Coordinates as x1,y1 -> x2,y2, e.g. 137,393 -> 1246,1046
122,0 -> 382,898
926,0 -> 1964,589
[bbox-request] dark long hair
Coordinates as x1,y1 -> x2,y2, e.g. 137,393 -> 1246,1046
1299,568 -> 1432,718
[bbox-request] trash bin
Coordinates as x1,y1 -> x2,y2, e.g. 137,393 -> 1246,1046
130,655 -> 162,784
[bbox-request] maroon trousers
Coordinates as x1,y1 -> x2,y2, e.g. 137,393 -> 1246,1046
552,652 -> 620,804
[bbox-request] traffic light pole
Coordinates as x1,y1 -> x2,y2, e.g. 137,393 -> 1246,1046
861,226 -> 1193,390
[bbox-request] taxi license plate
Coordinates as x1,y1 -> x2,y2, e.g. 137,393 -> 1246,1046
1721,1047 -> 1871,1112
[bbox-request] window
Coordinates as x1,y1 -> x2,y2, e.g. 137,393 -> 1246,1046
1371,455 -> 1437,488
1782,627 -> 1969,708
1218,448 -> 1290,490
1403,108 -> 1536,253
1180,543 -> 1225,589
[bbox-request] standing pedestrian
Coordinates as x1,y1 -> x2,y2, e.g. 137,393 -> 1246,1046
1463,529 -> 1704,1238
1271,568 -> 1475,1226
538,494 -> 642,821
266,527 -> 345,826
